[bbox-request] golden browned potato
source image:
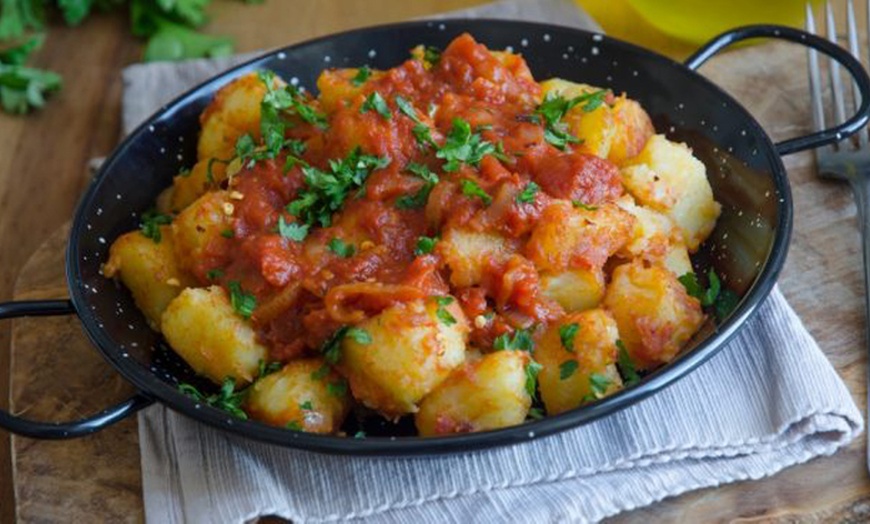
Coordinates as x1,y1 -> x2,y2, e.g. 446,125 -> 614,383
540,267 -> 605,312
416,349 -> 531,436
161,286 -> 267,385
169,159 -> 222,213
338,297 -> 468,417
316,67 -> 385,113
536,309 -> 623,415
103,226 -> 195,331
540,79 -> 615,158
439,227 -> 515,287
621,135 -> 721,251
197,72 -> 274,164
525,201 -> 634,273
603,259 -> 704,370
606,95 -> 655,165
245,358 -> 351,433
171,190 -> 232,276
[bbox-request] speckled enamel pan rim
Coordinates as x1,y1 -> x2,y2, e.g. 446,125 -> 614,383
67,18 -> 791,454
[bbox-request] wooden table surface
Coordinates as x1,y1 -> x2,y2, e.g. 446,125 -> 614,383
3,0 -> 868,522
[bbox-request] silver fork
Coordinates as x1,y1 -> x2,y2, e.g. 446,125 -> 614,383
808,0 -> 870,471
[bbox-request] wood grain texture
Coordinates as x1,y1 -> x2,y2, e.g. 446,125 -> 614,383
5,1 -> 870,522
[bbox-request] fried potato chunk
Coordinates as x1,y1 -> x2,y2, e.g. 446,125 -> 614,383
161,286 -> 267,385
338,297 -> 468,417
103,226 -> 194,331
621,135 -> 721,251
536,309 -> 623,414
604,259 -> 704,370
416,349 -> 531,436
245,358 -> 351,433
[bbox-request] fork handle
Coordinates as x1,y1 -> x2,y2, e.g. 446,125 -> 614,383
685,24 -> 870,156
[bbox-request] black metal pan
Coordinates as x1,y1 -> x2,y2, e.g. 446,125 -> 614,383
1,20 -> 867,454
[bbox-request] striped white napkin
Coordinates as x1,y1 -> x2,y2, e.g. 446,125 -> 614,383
126,1 -> 863,522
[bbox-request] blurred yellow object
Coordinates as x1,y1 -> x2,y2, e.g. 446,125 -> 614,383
626,0 -> 822,45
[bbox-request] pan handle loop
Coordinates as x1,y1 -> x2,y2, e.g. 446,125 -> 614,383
685,24 -> 870,156
0,300 -> 153,439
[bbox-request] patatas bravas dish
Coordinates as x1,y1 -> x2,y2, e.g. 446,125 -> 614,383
104,33 -> 726,437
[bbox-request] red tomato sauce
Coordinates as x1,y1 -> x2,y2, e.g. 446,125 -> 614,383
206,33 -> 622,361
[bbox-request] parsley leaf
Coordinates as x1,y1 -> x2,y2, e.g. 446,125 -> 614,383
559,323 -> 579,353
414,235 -> 438,256
257,359 -> 282,378
460,179 -> 492,205
299,400 -> 313,411
535,90 -> 607,150
360,91 -> 391,120
715,288 -> 739,322
572,200 -> 598,211
412,123 -> 437,149
206,268 -> 224,280
516,181 -> 539,204
493,328 -> 534,352
679,269 -> 721,307
616,340 -> 640,386
559,360 -> 578,380
354,430 -> 366,438
287,147 -> 389,229
435,296 -> 457,326
0,33 -> 43,65
351,65 -> 371,87
328,237 -> 356,258
589,373 -> 612,397
320,326 -> 349,365
437,118 -> 496,172
0,63 -> 62,114
278,216 -> 308,241
286,420 -> 303,431
525,360 -> 542,400
346,327 -> 372,345
528,407 -> 545,420
395,95 -> 419,121
327,378 -> 348,397
396,162 -> 439,210
227,281 -> 256,319
423,45 -> 441,66
139,208 -> 172,243
178,377 -> 248,419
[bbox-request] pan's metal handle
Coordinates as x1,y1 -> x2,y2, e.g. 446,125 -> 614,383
0,300 -> 153,439
685,24 -> 870,156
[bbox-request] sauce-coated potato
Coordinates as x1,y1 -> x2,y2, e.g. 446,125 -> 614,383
604,259 -> 704,370
245,358 -> 351,433
606,96 -> 655,165
338,297 -> 468,417
103,226 -> 194,331
161,286 -> 267,384
621,135 -> 721,251
197,72 -> 271,163
172,190 -> 232,278
537,309 -> 623,414
440,228 -> 515,287
416,350 -> 531,436
540,267 -> 605,312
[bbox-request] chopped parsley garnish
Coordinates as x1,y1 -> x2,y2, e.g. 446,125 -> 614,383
351,65 -> 371,87
220,229 -> 234,239
525,360 -> 543,400
258,359 -> 282,378
396,162 -> 439,210
572,200 -> 599,211
360,91 -> 391,120
589,373 -> 612,397
559,323 -> 579,353
328,237 -> 356,258
493,328 -> 534,352
258,70 -> 328,130
287,147 -> 390,228
516,181 -> 539,204
559,360 -> 578,380
528,407 -> 545,420
437,118 -> 496,172
286,420 -> 303,431
412,123 -> 437,149
460,179 -> 492,205
346,327 -> 372,345
206,268 -> 224,280
435,296 -> 457,326
354,430 -> 367,439
678,269 -> 720,307
299,400 -> 313,411
178,377 -> 247,419
227,281 -> 256,319
278,216 -> 308,241
715,288 -> 739,322
320,326 -> 349,366
616,339 -> 640,386
311,365 -> 330,381
139,208 -> 172,243
535,90 -> 607,150
414,235 -> 438,256
423,45 -> 441,66
234,133 -> 257,167
327,378 -> 348,397
395,95 -> 420,121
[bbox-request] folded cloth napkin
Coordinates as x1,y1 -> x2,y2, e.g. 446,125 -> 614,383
127,1 -> 863,522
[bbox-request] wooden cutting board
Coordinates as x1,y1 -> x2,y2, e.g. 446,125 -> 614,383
9,40 -> 870,522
